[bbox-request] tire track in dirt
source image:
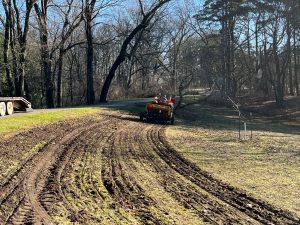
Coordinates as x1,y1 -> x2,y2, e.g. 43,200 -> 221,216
38,118 -> 114,221
0,118 -> 87,217
38,114 -> 165,224
143,126 -> 253,224
0,114 -> 108,224
11,124 -> 98,224
117,119 -> 256,224
101,121 -> 168,224
149,125 -> 300,224
0,119 -> 84,186
0,122 -> 82,224
1,112 -> 299,224
41,116 -> 127,224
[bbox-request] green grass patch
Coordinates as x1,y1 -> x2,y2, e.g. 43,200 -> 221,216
0,107 -> 102,135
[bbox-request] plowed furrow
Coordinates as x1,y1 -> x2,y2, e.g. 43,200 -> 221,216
1,111 -> 298,225
1,197 -> 25,224
18,126 -> 92,224
47,117 -> 122,215
0,141 -> 55,207
102,124 -> 164,224
0,118 -> 84,187
49,115 -> 129,224
1,115 -> 107,225
119,124 -> 176,224
40,122 -> 103,212
152,126 -> 299,224
40,117 -> 115,218
137,124 -> 250,224
0,118 -> 90,216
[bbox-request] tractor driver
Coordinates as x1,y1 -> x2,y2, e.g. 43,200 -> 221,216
153,93 -> 163,104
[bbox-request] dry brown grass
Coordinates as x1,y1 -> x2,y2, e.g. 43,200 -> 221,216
167,102 -> 300,216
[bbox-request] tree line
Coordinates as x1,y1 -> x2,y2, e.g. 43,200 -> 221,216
197,0 -> 300,107
0,0 -> 299,108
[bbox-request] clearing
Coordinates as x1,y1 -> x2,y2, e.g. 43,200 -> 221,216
0,100 -> 299,224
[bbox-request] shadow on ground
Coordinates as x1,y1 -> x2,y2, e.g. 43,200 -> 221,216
176,102 -> 300,136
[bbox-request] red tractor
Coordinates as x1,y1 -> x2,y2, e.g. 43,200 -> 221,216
140,97 -> 175,125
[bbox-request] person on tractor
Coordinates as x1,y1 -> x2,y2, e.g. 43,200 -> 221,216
163,94 -> 168,103
153,97 -> 159,104
153,93 -> 163,104
153,94 -> 175,106
168,95 -> 175,104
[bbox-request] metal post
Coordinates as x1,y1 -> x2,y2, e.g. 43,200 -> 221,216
239,111 -> 241,140
244,122 -> 247,140
250,112 -> 253,139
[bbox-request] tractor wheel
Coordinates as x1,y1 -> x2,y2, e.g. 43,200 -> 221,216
145,116 -> 151,123
0,102 -> 6,116
6,102 -> 14,115
139,113 -> 144,121
170,115 -> 175,125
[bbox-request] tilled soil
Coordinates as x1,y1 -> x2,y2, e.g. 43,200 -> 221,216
0,112 -> 299,225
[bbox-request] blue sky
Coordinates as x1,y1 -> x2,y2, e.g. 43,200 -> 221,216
0,0 -> 205,29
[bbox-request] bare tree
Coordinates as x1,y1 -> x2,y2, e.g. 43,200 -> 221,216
82,0 -> 118,105
12,0 -> 36,97
55,0 -> 84,107
100,0 -> 171,102
1,0 -> 14,96
34,0 -> 54,108
1,0 -> 36,97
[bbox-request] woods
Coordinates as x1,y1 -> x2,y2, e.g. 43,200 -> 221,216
0,0 -> 299,108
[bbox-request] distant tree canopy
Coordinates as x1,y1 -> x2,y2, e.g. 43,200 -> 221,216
0,0 -> 299,108
196,0 -> 300,107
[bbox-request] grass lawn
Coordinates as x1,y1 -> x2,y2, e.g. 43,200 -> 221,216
0,107 -> 102,137
166,99 -> 300,216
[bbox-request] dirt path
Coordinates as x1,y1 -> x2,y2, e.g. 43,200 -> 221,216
0,112 -> 299,224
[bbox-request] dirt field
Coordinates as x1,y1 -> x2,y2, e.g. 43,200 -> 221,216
0,110 -> 299,224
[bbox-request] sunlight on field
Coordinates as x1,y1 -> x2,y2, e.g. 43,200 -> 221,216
166,105 -> 300,216
0,108 -> 102,136
0,141 -> 47,182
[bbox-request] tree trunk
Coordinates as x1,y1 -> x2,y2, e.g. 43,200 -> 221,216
275,81 -> 284,108
69,56 -> 74,105
9,36 -> 19,96
34,3 -> 54,108
171,39 -> 177,93
18,51 -> 26,97
42,49 -> 54,108
3,15 -> 14,96
294,29 -> 299,95
100,54 -> 125,102
56,47 -> 64,107
287,17 -> 294,95
262,35 -> 270,98
229,18 -> 236,97
38,27 -> 54,108
221,19 -> 226,96
86,22 -> 95,105
24,78 -> 30,101
273,32 -> 285,108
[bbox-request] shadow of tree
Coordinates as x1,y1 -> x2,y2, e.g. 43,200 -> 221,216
176,103 -> 300,136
